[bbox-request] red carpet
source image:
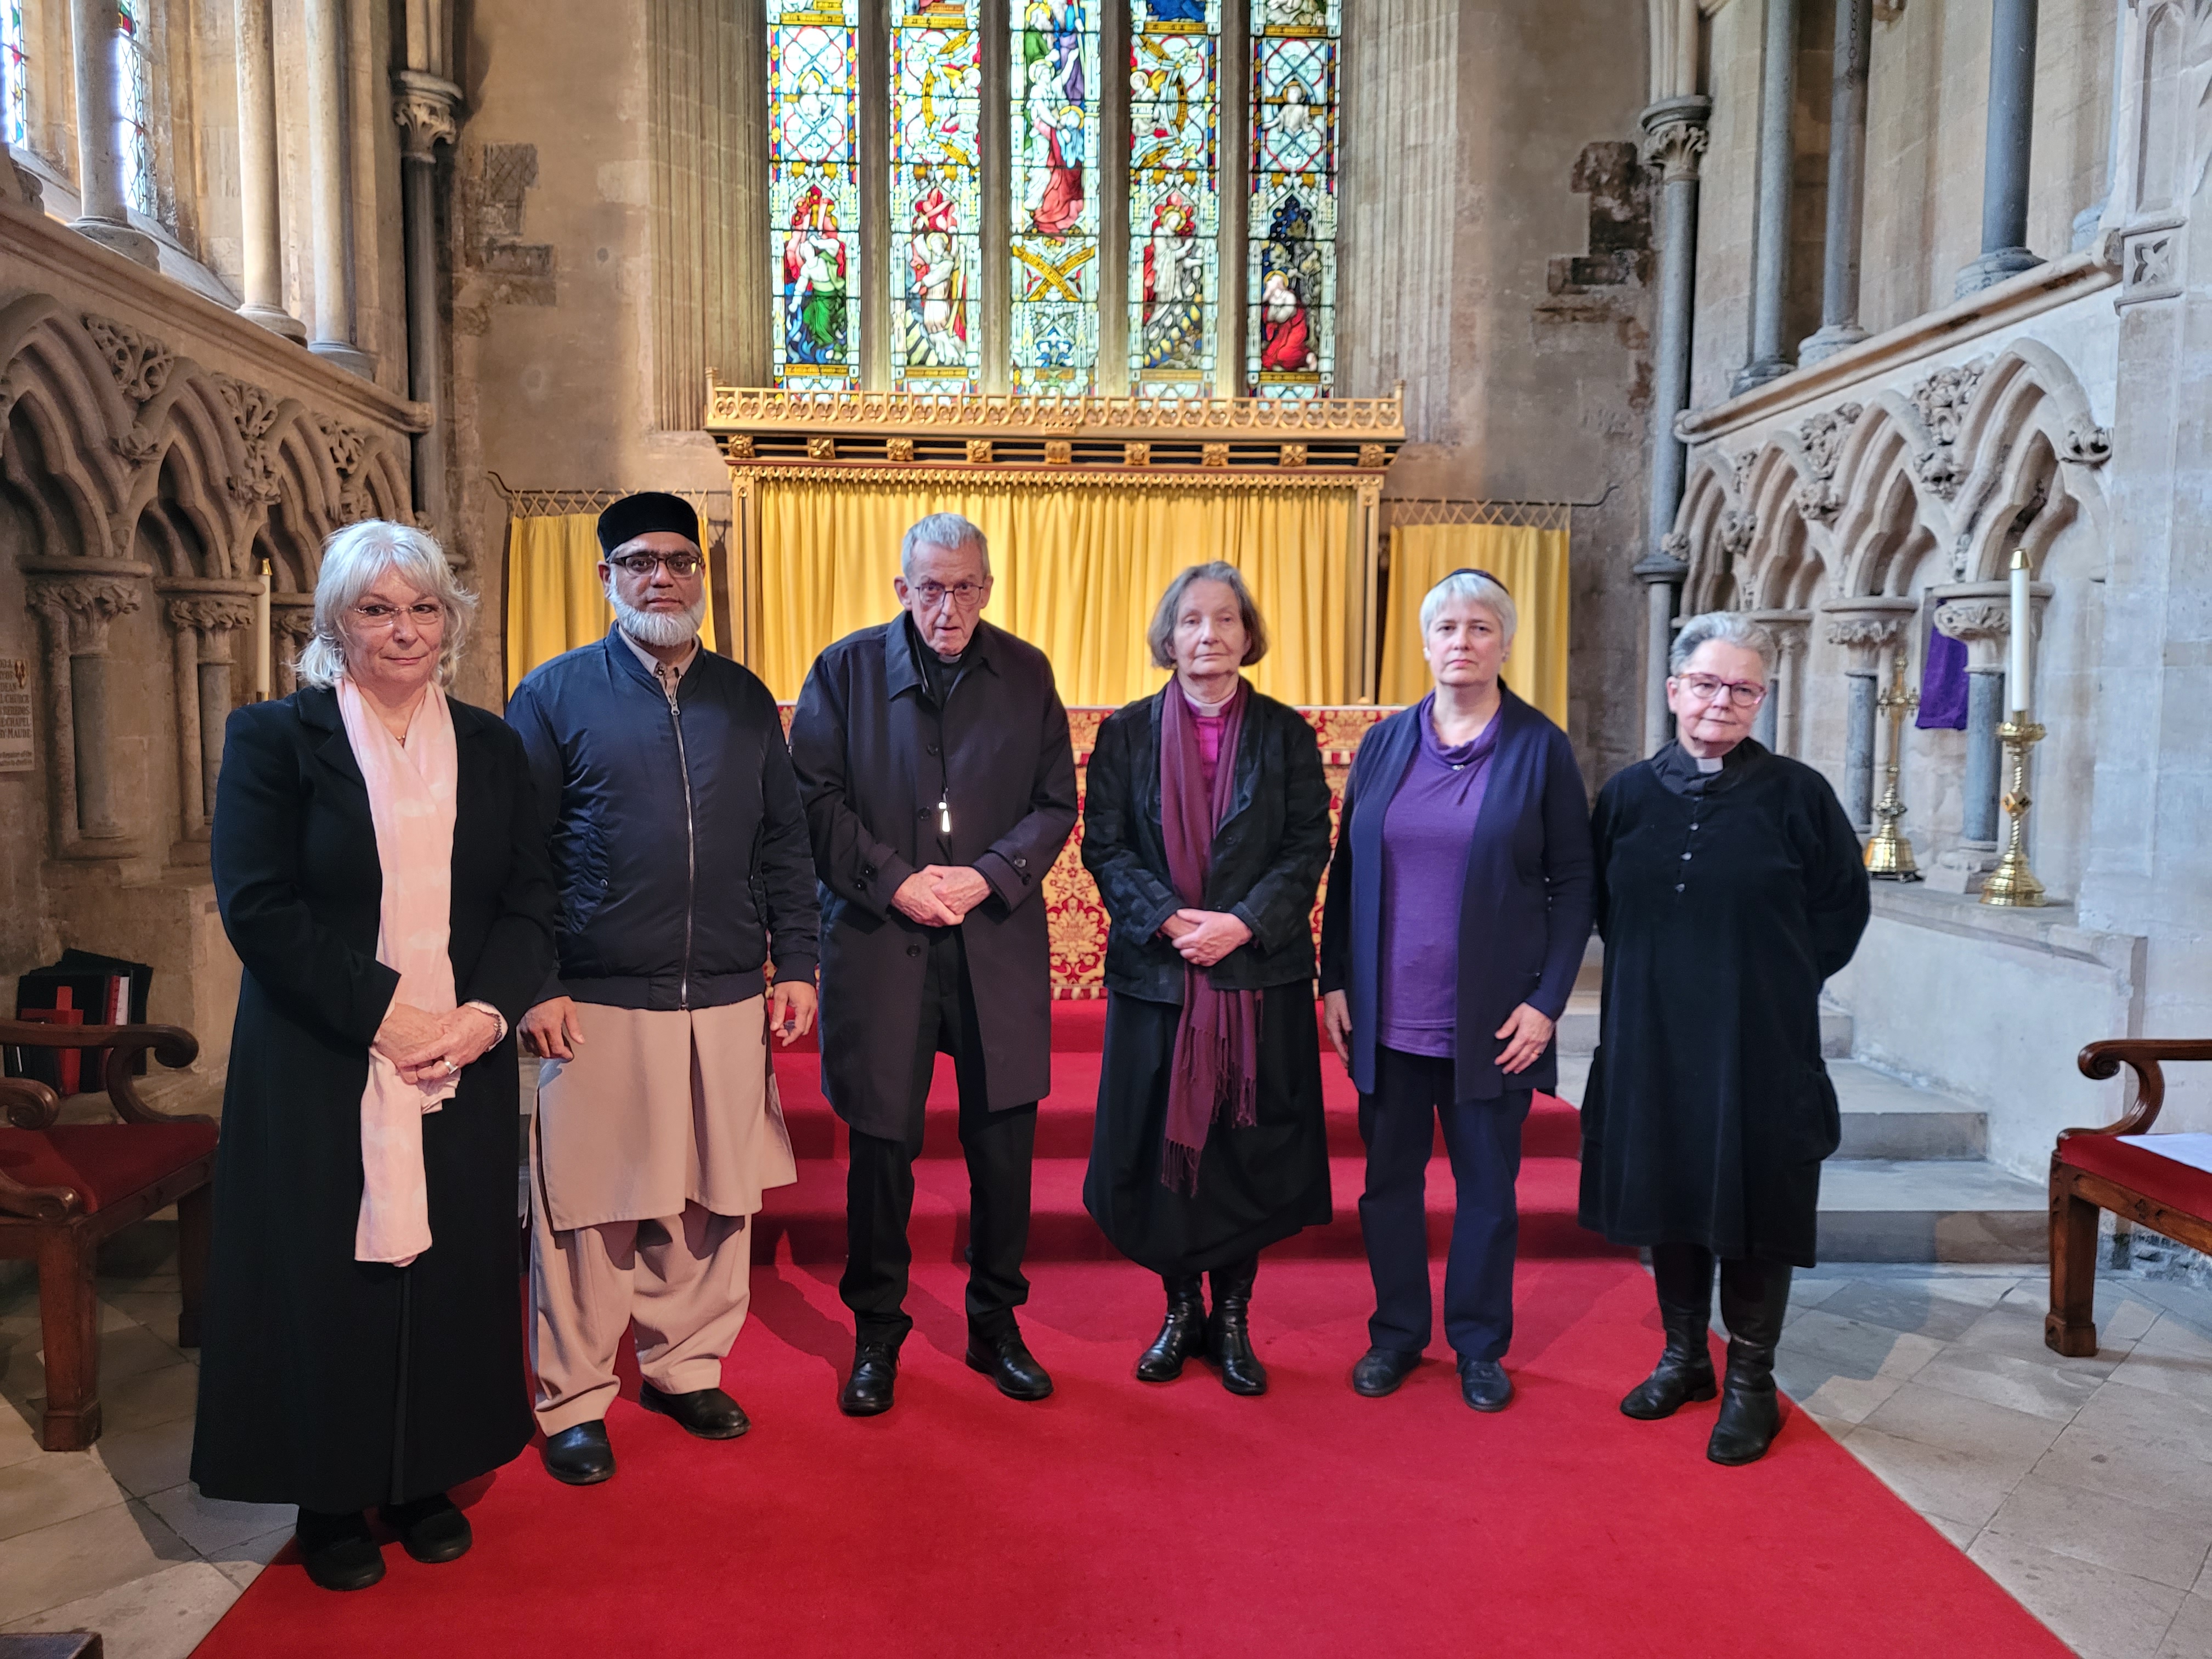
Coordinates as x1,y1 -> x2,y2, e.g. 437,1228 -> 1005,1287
191,1010 -> 2069,1657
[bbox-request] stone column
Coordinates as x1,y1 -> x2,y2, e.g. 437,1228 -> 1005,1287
158,582 -> 258,842
1821,597 -> 1915,831
235,0 -> 306,339
394,71 -> 462,530
69,0 -> 158,267
306,0 -> 374,375
1955,0 -> 2042,296
1748,608 -> 1810,752
1774,619 -> 1810,755
1641,98 -> 1711,560
27,563 -> 149,855
1636,541 -> 1690,755
1800,0 -> 1871,363
1734,0 -> 1799,393
1931,578 -> 2051,859
271,596 -> 314,697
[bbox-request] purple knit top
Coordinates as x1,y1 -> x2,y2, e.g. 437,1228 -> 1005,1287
1375,693 -> 1502,1058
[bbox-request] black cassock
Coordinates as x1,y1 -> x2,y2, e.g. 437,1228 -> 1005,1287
1578,740 -> 1870,1267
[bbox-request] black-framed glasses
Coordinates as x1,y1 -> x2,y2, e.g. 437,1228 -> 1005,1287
1673,673 -> 1769,709
906,579 -> 987,610
608,551 -> 703,577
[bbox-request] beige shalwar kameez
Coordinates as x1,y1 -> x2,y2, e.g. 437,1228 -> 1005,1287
528,994 -> 798,1432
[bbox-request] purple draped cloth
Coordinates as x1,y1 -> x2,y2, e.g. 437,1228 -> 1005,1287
1917,627 -> 1969,730
1158,680 -> 1260,1194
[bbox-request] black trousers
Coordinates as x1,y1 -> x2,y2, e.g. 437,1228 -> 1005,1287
1357,1046 -> 1530,1363
840,927 -> 1037,1346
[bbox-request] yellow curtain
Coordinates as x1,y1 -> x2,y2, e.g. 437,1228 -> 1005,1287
753,476 -> 1361,708
1378,524 -> 1571,724
504,511 -> 717,696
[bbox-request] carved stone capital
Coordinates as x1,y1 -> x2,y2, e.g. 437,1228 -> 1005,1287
82,314 -> 174,404
163,596 -> 257,636
1932,599 -> 2007,672
393,71 -> 464,160
30,573 -> 145,655
1638,95 -> 1711,184
1821,597 -> 1916,674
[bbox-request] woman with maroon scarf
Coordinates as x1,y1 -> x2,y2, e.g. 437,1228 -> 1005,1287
1082,564 -> 1334,1395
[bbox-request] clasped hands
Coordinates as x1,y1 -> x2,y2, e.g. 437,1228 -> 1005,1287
892,865 -> 992,927
1159,908 -> 1251,968
373,1001 -> 501,1087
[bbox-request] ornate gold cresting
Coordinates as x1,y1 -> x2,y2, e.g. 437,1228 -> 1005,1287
1863,644 -> 1922,881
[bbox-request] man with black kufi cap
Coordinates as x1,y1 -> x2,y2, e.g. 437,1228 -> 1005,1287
507,491 -> 819,1485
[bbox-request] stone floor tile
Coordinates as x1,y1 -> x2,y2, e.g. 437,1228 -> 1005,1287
1985,1473 -> 2212,1591
1818,1279 -> 2000,1343
1967,1532 -> 2188,1659
0,1452 -> 125,1543
0,1401 -> 40,1471
0,1499 -> 195,1626
2035,1420 -> 2212,1528
86,1359 -> 198,1437
1912,1342 -> 2108,1425
1779,1307 -> 1949,1380
1859,1379 -> 2067,1466
1926,1513 -> 1980,1550
1775,1352 -> 1908,1425
94,1417 -> 197,1499
2109,1315 -> 2212,1413
2156,1594 -> 2212,1659
101,1290 -> 185,1341
1785,1276 -> 1851,1313
208,1522 -> 295,1591
2068,1378 -> 2212,1468
142,1483 -> 296,1555
1837,1423 -> 2027,1531
2002,1278 -> 2166,1347
0,1560 -> 240,1659
1955,1305 -> 2130,1372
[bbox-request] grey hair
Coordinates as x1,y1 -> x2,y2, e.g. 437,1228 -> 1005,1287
1419,569 -> 1518,645
1669,610 -> 1777,678
900,512 -> 992,579
295,518 -> 476,689
1147,562 -> 1270,669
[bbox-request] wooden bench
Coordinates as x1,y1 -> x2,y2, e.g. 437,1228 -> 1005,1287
0,1020 -> 207,1449
2047,1038 -> 2212,1358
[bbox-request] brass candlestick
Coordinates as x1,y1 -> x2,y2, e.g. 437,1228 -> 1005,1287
1863,645 -> 1922,881
1980,709 -> 2047,906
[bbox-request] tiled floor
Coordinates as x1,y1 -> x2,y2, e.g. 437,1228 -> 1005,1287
4,1239 -> 2212,1658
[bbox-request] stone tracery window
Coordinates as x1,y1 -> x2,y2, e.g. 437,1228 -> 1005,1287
116,0 -> 155,219
763,0 -> 1342,399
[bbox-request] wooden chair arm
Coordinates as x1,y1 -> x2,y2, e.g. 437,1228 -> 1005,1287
0,1075 -> 60,1130
0,1158 -> 83,1221
2068,1039 -> 2212,1139
0,1020 -> 204,1126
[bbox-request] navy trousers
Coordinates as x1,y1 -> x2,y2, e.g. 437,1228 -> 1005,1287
1357,1046 -> 1531,1363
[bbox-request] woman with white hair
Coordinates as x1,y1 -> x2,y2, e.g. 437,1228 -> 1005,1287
1581,611 -> 1869,1466
1319,568 -> 1593,1414
1081,562 -> 1334,1396
191,520 -> 555,1589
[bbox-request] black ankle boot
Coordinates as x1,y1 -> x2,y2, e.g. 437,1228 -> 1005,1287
296,1508 -> 384,1592
1707,1259 -> 1793,1466
1136,1274 -> 1207,1383
1622,1243 -> 1719,1420
1205,1258 -> 1266,1397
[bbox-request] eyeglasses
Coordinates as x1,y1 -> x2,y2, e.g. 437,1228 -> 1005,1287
1673,674 -> 1768,709
352,602 -> 445,630
907,579 -> 987,611
608,551 -> 703,577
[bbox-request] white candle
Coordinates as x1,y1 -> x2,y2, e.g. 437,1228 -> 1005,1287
2006,549 -> 2030,715
253,566 -> 271,702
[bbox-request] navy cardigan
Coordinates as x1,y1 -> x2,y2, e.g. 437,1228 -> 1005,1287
1318,689 -> 1594,1101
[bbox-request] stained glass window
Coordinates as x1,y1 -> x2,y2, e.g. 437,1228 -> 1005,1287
2,0 -> 25,151
1009,2 -> 1099,393
1127,0 -> 1218,399
117,0 -> 155,219
890,2 -> 983,394
1247,0 -> 1335,399
769,0 -> 862,390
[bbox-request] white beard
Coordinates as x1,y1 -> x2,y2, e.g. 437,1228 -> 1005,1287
611,590 -> 706,649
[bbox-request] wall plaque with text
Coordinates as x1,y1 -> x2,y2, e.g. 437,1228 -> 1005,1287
0,659 -> 34,772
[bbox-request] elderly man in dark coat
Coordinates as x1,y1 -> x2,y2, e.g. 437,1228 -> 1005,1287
789,511 -> 1078,1417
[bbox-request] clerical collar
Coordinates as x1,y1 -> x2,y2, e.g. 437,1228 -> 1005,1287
1179,679 -> 1241,718
905,613 -> 972,703
1697,755 -> 1722,773
1652,737 -> 1761,797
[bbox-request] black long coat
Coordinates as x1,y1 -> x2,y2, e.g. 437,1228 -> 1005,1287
191,687 -> 556,1513
789,619 -> 1077,1137
1578,740 -> 1870,1267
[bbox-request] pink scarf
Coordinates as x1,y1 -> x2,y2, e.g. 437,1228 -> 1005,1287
1159,679 -> 1260,1194
337,676 -> 459,1267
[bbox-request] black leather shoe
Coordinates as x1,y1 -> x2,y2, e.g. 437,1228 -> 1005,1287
840,1341 -> 899,1417
541,1420 -> 615,1486
376,1492 -> 471,1565
296,1509 -> 385,1592
966,1328 -> 1054,1401
1205,1260 -> 1267,1397
641,1383 -> 751,1440
1457,1357 -> 1514,1413
1136,1274 -> 1207,1383
1351,1346 -> 1421,1398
